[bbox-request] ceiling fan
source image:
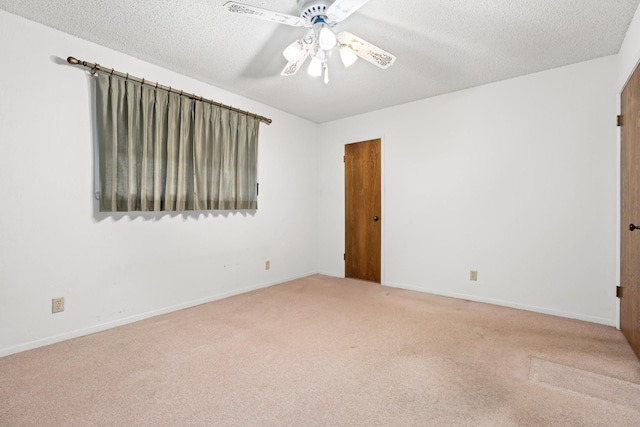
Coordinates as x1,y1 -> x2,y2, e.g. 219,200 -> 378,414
224,0 -> 396,84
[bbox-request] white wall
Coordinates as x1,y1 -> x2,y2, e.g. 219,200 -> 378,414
317,56 -> 619,325
0,10 -> 318,357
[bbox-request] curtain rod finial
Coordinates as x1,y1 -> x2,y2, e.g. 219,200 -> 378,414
67,56 -> 79,65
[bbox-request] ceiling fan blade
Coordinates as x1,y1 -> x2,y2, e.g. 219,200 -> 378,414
281,42 -> 312,76
326,0 -> 370,23
224,1 -> 305,27
337,31 -> 396,69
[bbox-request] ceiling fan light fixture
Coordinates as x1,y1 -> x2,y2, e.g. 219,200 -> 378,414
283,40 -> 302,62
339,44 -> 358,67
308,57 -> 323,77
225,0 -> 396,82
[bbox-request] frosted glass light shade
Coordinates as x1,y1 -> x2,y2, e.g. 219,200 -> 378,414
283,40 -> 301,62
318,26 -> 337,50
339,45 -> 358,67
308,57 -> 323,76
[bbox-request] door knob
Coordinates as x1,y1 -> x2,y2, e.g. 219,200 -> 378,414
373,216 -> 379,221
630,224 -> 640,231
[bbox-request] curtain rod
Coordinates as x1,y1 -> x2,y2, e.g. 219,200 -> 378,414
67,56 -> 272,125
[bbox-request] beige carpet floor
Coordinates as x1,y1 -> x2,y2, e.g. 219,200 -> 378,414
1,274 -> 640,426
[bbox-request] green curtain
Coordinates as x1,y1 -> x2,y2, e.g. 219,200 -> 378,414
95,74 -> 259,212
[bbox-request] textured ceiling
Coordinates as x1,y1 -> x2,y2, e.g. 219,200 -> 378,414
1,0 -> 638,123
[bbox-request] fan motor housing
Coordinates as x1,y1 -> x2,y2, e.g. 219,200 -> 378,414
297,0 -> 333,24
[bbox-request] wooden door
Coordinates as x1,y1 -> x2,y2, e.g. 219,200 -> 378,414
621,62 -> 640,361
345,139 -> 381,282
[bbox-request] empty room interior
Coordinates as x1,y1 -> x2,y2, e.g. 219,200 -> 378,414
2,1 -> 640,425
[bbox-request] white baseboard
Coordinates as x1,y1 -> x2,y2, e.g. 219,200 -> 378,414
384,281 -> 616,327
0,272 -> 317,358
316,270 -> 345,278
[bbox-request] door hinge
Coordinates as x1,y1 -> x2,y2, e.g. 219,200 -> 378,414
343,156 -> 345,163
617,286 -> 623,298
256,182 -> 259,196
343,253 -> 346,261
617,115 -> 623,127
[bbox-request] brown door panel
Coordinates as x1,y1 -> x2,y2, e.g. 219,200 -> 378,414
345,139 -> 381,282
621,62 -> 640,360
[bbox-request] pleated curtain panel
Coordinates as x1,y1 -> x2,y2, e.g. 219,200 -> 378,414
95,74 -> 259,212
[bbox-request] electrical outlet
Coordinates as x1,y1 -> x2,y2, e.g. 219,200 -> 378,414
265,260 -> 270,270
52,297 -> 65,313
470,270 -> 478,281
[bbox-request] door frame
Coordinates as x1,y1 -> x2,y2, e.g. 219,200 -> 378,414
343,136 -> 385,284
617,88 -> 622,331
